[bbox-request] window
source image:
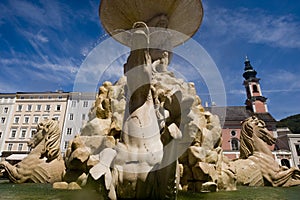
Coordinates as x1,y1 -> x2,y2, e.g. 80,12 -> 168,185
58,96 -> 62,99
24,116 -> 29,124
34,116 -> 39,123
0,131 -> 2,138
30,129 -> 36,138
11,130 -> 16,138
46,105 -> 51,111
69,113 -> 74,120
21,129 -> 26,138
18,105 -> 23,111
1,117 -> 5,124
56,105 -> 61,111
64,141 -> 69,149
231,138 -> 239,151
82,114 -> 86,120
231,130 -> 237,137
18,144 -> 23,151
295,144 -> 300,156
14,116 -> 19,124
42,115 -> 49,120
36,105 -> 41,111
53,115 -> 59,121
27,104 -> 32,111
8,144 -> 13,151
83,101 -> 88,107
4,107 -> 8,113
67,128 -> 72,135
253,85 -> 258,93
71,101 -> 76,107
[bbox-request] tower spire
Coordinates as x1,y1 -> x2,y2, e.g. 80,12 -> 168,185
243,56 -> 257,80
242,57 -> 268,113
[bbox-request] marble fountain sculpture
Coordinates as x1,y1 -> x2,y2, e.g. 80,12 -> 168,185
57,0 -> 236,198
0,119 -> 65,183
230,116 -> 300,187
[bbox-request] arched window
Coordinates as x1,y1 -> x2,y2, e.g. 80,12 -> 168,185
252,85 -> 258,93
231,138 -> 239,151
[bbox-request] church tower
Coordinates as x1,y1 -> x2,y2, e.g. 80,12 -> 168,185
243,57 -> 268,113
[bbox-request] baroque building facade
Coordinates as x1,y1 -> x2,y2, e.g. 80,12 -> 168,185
0,94 -> 16,158
60,92 -> 95,154
0,91 -> 69,162
0,91 -> 95,162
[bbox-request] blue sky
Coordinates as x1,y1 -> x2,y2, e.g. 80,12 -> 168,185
0,0 -> 300,120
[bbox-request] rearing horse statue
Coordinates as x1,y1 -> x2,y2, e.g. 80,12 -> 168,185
231,116 -> 300,187
0,119 -> 65,183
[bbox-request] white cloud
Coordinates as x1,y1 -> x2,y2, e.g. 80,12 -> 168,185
5,0 -> 68,29
0,54 -> 77,84
228,89 -> 245,95
265,69 -> 300,91
36,32 -> 49,43
0,80 -> 20,93
0,0 -> 100,93
203,6 -> 300,49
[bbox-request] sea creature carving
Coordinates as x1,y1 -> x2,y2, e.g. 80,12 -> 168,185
0,119 -> 65,183
231,116 -> 300,187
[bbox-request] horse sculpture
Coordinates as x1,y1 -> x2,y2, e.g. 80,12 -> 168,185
231,116 -> 300,187
0,118 -> 65,183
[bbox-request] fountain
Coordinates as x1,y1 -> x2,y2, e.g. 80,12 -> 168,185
57,0 -> 236,198
1,0 -> 300,199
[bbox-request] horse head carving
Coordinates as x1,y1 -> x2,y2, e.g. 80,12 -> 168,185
233,116 -> 300,187
240,116 -> 275,159
0,118 -> 65,183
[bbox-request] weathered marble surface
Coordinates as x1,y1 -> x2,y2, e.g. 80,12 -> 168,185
230,116 -> 300,187
0,119 -> 65,183
62,35 -> 233,199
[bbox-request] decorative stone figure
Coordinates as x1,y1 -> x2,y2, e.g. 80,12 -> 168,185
231,116 -> 300,187
90,21 -> 166,199
0,119 -> 65,183
87,0 -> 205,199
59,0 -> 241,198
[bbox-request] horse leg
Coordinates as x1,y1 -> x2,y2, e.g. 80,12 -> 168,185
272,168 -> 300,187
282,168 -> 300,187
0,161 -> 23,183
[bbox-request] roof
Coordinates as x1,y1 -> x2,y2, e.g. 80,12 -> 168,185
69,92 -> 96,100
0,93 -> 16,96
205,106 -> 277,125
16,91 -> 69,95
